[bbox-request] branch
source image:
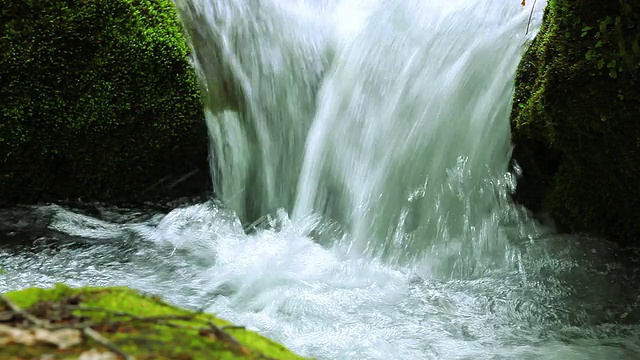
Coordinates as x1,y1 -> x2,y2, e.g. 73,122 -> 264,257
68,305 -> 195,322
83,327 -> 135,360
526,0 -> 538,35
206,320 -> 246,353
0,295 -> 47,327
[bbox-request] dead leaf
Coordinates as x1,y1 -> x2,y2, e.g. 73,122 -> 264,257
0,324 -> 36,345
78,349 -> 119,360
34,327 -> 82,349
0,325 -> 82,349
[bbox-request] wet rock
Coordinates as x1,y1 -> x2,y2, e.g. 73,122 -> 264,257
0,0 -> 212,207
510,0 -> 640,244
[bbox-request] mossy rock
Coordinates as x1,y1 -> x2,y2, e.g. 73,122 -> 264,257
0,284 -> 308,359
0,0 -> 210,207
510,0 -> 640,244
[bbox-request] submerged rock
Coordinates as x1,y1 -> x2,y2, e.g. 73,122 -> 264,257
511,0 -> 640,244
0,284 -> 307,359
0,0 -> 210,207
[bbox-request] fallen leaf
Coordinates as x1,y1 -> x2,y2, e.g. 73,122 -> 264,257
34,327 -> 82,349
78,349 -> 119,360
0,324 -> 37,346
0,325 -> 82,349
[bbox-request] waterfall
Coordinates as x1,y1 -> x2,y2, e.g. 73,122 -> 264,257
174,0 -> 332,222
293,0 -> 541,263
174,0 -> 546,268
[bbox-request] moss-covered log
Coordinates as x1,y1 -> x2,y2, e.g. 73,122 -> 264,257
0,284 -> 307,359
511,0 -> 640,243
0,0 -> 210,206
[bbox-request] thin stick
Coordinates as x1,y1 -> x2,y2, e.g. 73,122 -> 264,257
221,325 -> 245,331
68,305 -> 195,322
243,215 -> 268,233
526,0 -> 538,35
83,327 -> 135,360
0,295 -> 47,327
207,321 -> 244,350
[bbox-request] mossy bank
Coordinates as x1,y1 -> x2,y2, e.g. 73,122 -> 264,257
0,284 -> 307,359
0,0 -> 210,207
511,0 -> 640,243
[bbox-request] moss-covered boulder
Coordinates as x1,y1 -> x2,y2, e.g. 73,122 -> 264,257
510,0 -> 640,243
0,0 -> 210,207
0,284 -> 307,359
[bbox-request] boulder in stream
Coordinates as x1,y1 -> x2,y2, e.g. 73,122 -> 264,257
0,0 -> 211,207
511,0 -> 640,244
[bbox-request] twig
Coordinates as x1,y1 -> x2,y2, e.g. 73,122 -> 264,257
47,321 -> 97,330
84,327 -> 135,360
126,315 -> 196,322
167,169 -> 200,190
62,306 -> 216,333
243,215 -> 269,233
67,306 -> 195,322
206,320 -> 244,351
107,320 -> 245,334
525,0 -> 538,35
65,306 -> 138,318
0,295 -> 47,327
47,319 -> 190,332
221,325 -> 246,331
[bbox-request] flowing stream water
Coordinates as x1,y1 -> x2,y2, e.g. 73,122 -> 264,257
2,0 -> 640,359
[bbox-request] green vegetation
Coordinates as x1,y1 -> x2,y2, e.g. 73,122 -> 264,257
0,284 -> 307,359
511,0 -> 640,243
0,0 -> 209,206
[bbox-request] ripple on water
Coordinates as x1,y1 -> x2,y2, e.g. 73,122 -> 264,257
1,203 -> 639,359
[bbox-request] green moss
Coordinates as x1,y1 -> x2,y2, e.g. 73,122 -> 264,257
511,0 -> 640,243
0,0 -> 209,206
1,284 -> 308,359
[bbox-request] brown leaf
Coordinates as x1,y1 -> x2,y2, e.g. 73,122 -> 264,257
78,349 -> 119,360
0,324 -> 37,346
34,328 -> 82,349
0,325 -> 82,349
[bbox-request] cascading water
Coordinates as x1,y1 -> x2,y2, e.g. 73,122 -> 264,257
2,0 -> 640,359
176,0 -> 544,270
176,0 -> 331,222
292,0 -> 534,265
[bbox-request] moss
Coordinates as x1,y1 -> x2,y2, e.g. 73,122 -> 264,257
0,0 -> 210,206
511,0 -> 640,243
1,284 -> 308,359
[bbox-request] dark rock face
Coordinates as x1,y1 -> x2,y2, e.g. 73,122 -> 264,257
0,0 -> 211,207
511,0 -> 640,244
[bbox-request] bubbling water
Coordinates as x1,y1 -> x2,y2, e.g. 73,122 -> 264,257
1,203 -> 639,359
